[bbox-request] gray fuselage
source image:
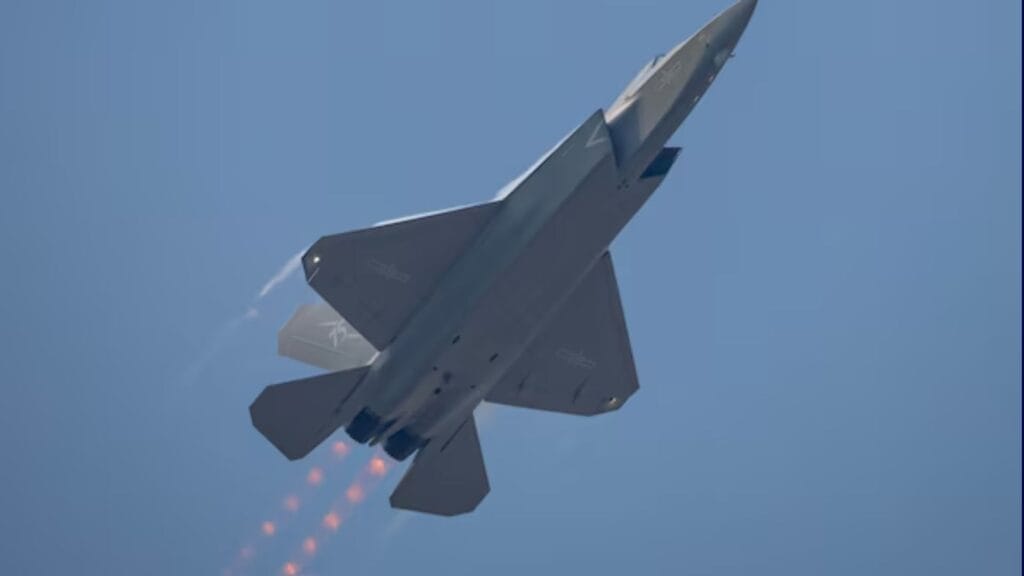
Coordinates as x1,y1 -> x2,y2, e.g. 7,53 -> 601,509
352,0 -> 756,447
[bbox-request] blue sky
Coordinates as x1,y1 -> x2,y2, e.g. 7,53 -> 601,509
0,1 -> 1019,574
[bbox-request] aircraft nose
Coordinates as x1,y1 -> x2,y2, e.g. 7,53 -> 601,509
703,0 -> 757,53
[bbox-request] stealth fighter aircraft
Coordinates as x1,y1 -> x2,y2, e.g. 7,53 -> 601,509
251,0 -> 758,516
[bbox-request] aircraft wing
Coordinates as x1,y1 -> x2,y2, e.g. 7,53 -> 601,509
278,302 -> 378,371
486,252 -> 639,415
390,414 -> 490,516
301,202 -> 503,350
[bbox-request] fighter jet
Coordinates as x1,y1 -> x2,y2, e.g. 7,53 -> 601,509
251,0 -> 757,516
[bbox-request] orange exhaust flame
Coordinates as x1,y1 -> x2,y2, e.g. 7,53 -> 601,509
224,442 -> 363,575
272,451 -> 393,575
345,483 -> 366,504
322,511 -> 342,531
368,456 -> 388,477
332,441 -> 350,458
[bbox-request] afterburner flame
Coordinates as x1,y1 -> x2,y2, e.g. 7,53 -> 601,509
283,494 -> 301,512
261,521 -> 276,536
302,537 -> 318,555
368,456 -> 388,477
345,483 -> 365,504
332,441 -> 350,458
322,511 -> 341,531
282,561 -> 299,576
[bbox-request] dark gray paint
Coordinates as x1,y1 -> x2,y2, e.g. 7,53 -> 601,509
250,0 -> 758,515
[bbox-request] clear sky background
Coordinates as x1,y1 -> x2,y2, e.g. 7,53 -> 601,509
1,1 -> 1020,574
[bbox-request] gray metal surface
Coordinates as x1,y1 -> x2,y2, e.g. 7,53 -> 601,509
355,109 -> 617,438
303,201 -> 502,350
389,415 -> 489,516
249,0 -> 758,516
250,365 -> 371,460
485,252 -> 638,416
277,302 -> 378,371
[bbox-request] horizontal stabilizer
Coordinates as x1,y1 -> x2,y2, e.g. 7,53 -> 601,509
278,302 -> 378,371
390,415 -> 490,516
250,366 -> 370,460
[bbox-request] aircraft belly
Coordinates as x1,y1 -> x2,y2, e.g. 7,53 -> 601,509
367,110 -> 673,441
403,157 -> 630,438
361,113 -> 619,429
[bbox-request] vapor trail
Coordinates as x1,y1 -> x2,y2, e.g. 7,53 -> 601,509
176,311 -> 257,388
176,247 -> 306,389
257,249 -> 306,300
